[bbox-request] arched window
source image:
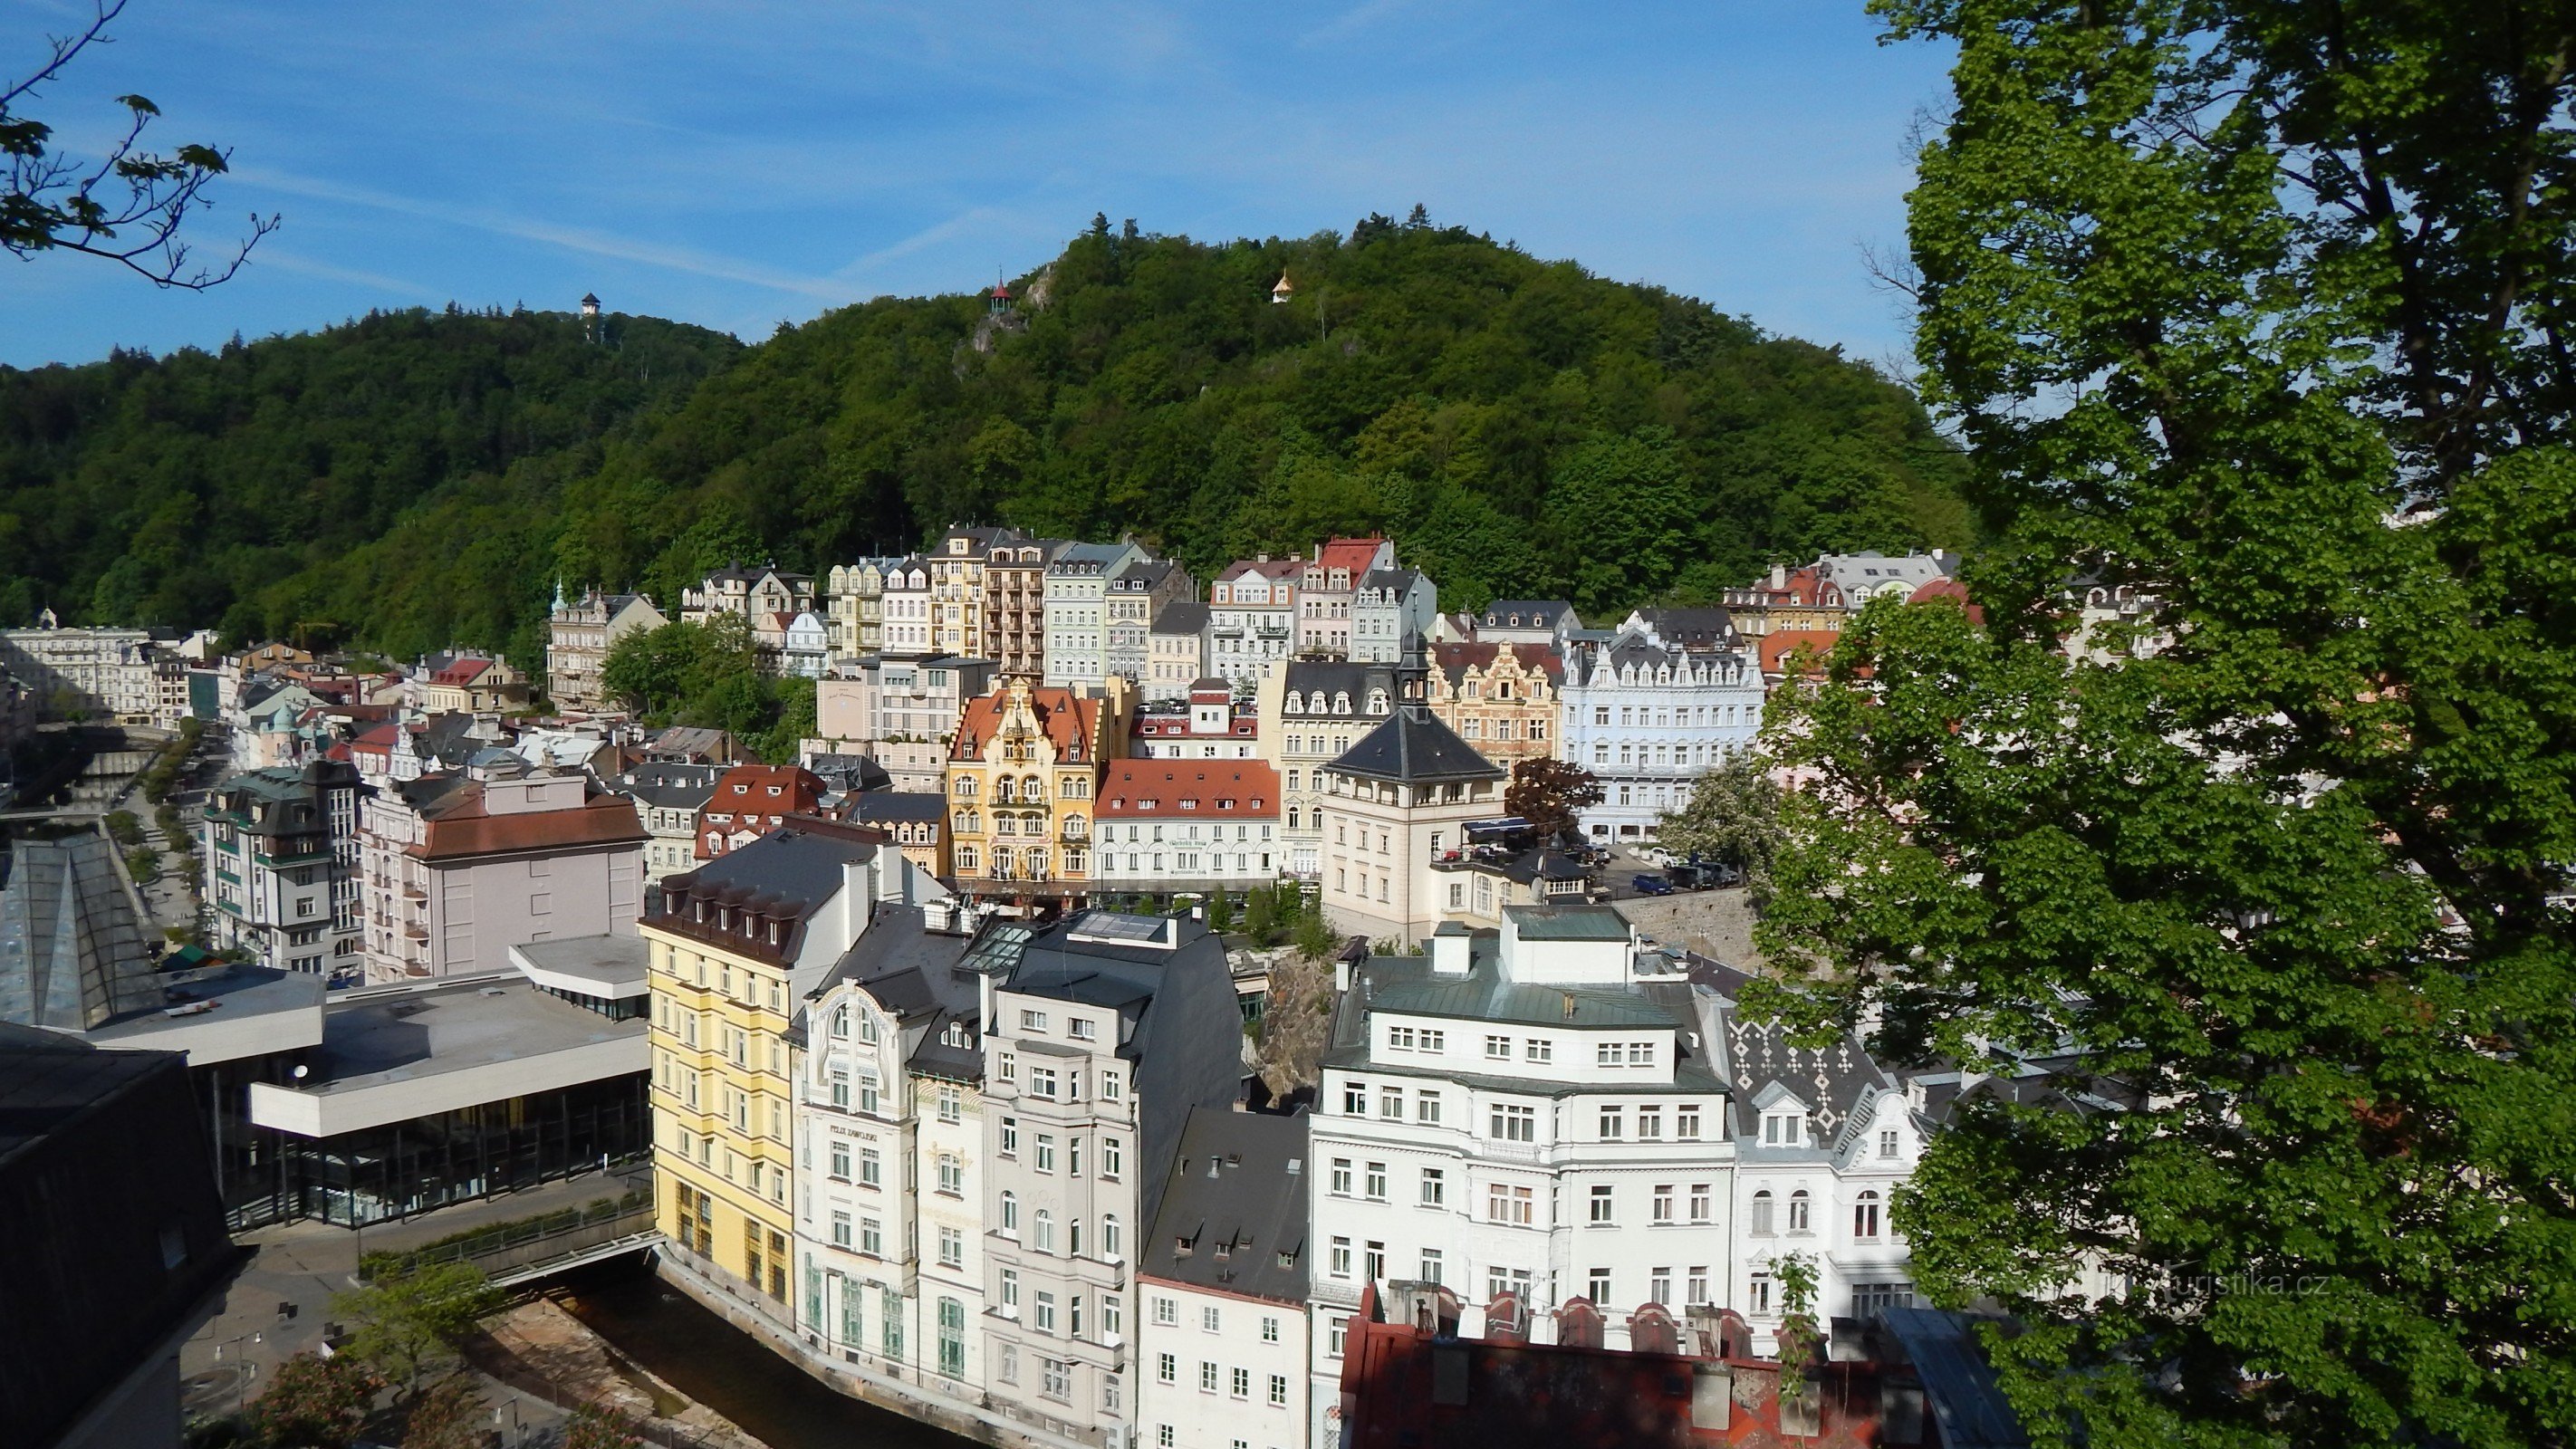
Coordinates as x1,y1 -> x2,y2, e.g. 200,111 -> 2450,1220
1001,1191 -> 1019,1233
1854,1191 -> 1881,1239
1750,1190 -> 1774,1235
1034,1209 -> 1055,1253
1024,774 -> 1045,800
1788,1190 -> 1811,1233
1102,1214 -> 1122,1261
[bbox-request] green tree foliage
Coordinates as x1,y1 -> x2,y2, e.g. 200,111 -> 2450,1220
1762,4 -> 2576,1446
245,1350 -> 380,1449
3,220 -> 1964,663
1653,751 -> 1782,886
0,306 -> 738,658
395,1373 -> 482,1449
1501,757 -> 1603,841
562,1402 -> 646,1449
330,1262 -> 503,1399
598,615 -> 807,763
103,808 -> 140,846
1,0 -> 275,289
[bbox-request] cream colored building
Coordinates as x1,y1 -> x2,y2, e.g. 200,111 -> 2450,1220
546,587 -> 666,712
1316,654 -> 1507,946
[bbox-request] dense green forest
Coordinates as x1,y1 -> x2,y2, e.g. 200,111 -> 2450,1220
0,212 -> 1970,669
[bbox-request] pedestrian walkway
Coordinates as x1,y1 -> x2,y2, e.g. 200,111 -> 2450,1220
183,1165 -> 653,1411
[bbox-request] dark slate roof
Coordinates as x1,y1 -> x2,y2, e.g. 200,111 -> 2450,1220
1280,659 -> 1391,714
849,792 -> 945,823
0,1022 -> 155,1161
1151,600 -> 1210,635
816,906 -> 985,1081
1325,707 -> 1504,784
808,753 -> 892,795
1110,559 -> 1178,590
1636,606 -> 1739,649
1717,1002 -> 1898,1145
1139,1106 -> 1311,1305
612,761 -> 722,810
656,823 -> 880,964
1479,600 -> 1574,627
1878,1308 -> 2033,1449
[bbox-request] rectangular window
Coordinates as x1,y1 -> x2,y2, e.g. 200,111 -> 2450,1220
1638,1106 -> 1663,1139
830,1142 -> 850,1180
1587,1268 -> 1612,1304
1154,1296 -> 1177,1326
1524,1038 -> 1552,1063
1880,1128 -> 1901,1158
1268,1374 -> 1288,1406
1677,1106 -> 1701,1139
1342,1082 -> 1368,1115
1652,1185 -> 1675,1223
1035,1135 -> 1056,1173
1597,1041 -> 1622,1069
1486,1184 -> 1533,1225
831,1212 -> 852,1248
860,1148 -> 881,1188
1599,1107 -> 1623,1139
861,1218 -> 882,1257
1589,1185 -> 1614,1223
939,1226 -> 962,1267
1420,1248 -> 1444,1284
1203,1305 -> 1221,1333
1262,1317 -> 1280,1344
1416,1090 -> 1442,1125
1000,1117 -> 1018,1156
1691,1184 -> 1714,1222
1490,1104 -> 1534,1141
1364,1163 -> 1387,1202
1035,1291 -> 1056,1333
1485,1034 -> 1512,1060
1331,1237 -> 1352,1277
1158,1353 -> 1177,1385
1650,1267 -> 1673,1306
1331,1158 -> 1353,1195
1688,1267 -> 1710,1305
1200,1361 -> 1219,1393
1231,1367 -> 1250,1400
1379,1087 -> 1403,1119
1103,1137 -> 1123,1178
1419,1168 -> 1446,1206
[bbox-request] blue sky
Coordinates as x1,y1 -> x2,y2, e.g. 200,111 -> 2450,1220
2,1 -> 1955,371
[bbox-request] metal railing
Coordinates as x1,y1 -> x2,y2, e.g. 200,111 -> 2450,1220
362,1202 -> 657,1281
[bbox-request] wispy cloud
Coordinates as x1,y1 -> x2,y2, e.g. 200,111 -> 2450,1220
1302,0 -> 1418,48
250,247 -> 446,303
232,168 -> 856,302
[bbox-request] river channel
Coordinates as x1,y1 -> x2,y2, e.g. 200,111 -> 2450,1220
552,1258 -> 975,1449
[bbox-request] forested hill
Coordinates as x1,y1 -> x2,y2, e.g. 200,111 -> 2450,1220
0,213 -> 1970,669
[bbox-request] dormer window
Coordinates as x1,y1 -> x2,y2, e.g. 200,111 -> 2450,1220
1763,1111 -> 1805,1147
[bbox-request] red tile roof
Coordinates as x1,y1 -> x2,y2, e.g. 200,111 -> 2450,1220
1096,762 -> 1278,818
948,686 -> 1103,763
409,788 -> 646,861
1429,641 -> 1564,683
1759,629 -> 1850,678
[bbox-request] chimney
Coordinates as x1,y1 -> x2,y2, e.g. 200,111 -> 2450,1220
1770,562 -> 1788,590
1427,922 -> 1470,976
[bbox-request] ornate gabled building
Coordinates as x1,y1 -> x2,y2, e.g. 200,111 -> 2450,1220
545,586 -> 666,713
1256,659 -> 1396,879
1295,537 -> 1398,659
1316,642 -> 1508,945
1350,567 -> 1437,664
683,562 -> 816,654
1425,642 -> 1562,766
1557,617 -> 1763,841
944,677 -> 1136,912
822,558 -> 907,665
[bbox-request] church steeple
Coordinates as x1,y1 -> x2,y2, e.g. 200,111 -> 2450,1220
1397,628 -> 1430,714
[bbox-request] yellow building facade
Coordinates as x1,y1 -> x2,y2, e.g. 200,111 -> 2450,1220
645,819 -> 913,1313
943,675 -> 1133,911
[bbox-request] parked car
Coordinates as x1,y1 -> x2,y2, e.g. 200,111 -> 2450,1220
1630,874 -> 1676,897
1665,864 -> 1706,890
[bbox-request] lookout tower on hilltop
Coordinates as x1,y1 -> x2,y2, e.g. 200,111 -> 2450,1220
1271,272 -> 1294,304
580,292 -> 602,344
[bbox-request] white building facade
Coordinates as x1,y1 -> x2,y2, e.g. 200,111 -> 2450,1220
1557,618 -> 1764,840
1304,907 -> 1735,1446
